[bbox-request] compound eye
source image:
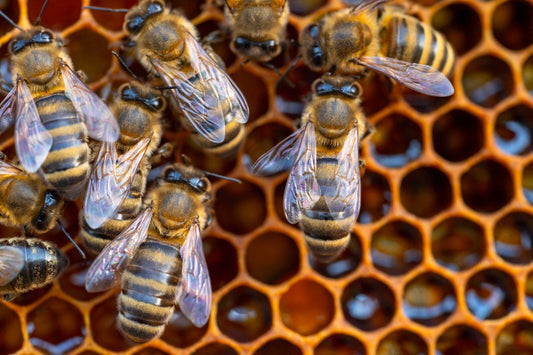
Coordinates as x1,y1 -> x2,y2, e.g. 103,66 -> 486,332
234,37 -> 250,50
121,86 -> 136,101
10,39 -> 26,53
196,178 -> 210,191
152,98 -> 164,110
164,168 -> 182,182
39,31 -> 53,42
148,1 -> 163,14
308,24 -> 320,39
263,40 -> 278,53
126,17 -> 143,34
311,46 -> 325,68
314,80 -> 331,96
346,83 -> 361,97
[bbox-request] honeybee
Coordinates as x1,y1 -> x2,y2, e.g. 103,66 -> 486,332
0,237 -> 68,301
122,0 -> 249,157
80,81 -> 167,255
252,76 -> 370,262
85,162 -> 214,342
0,10 -> 118,199
222,0 -> 289,63
0,156 -> 64,236
299,0 -> 455,97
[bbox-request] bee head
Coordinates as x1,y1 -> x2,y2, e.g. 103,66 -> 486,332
124,0 -> 165,35
119,81 -> 166,112
300,24 -> 327,71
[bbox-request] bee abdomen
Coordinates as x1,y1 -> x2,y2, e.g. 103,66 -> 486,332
36,93 -> 90,200
383,15 -> 456,77
80,217 -> 134,255
0,238 -> 68,296
118,239 -> 182,343
190,119 -> 245,158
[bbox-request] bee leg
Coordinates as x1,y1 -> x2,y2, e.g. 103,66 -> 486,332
0,80 -> 11,94
359,159 -> 366,176
3,293 -> 19,302
203,29 -> 228,47
149,142 -> 175,166
361,123 -> 375,142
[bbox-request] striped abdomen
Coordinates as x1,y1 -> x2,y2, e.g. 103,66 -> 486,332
35,93 -> 89,200
299,156 -> 355,262
80,160 -> 149,255
118,239 -> 182,343
381,14 -> 456,77
0,238 -> 68,299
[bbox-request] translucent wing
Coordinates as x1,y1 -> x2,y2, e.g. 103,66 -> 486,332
324,124 -> 361,221
0,159 -> 24,177
84,138 -> 150,229
85,207 -> 152,293
0,246 -> 24,286
283,122 -> 320,224
358,56 -> 454,97
59,59 -> 119,142
349,0 -> 388,13
176,220 -> 212,327
251,126 -> 306,176
0,84 -> 16,135
14,79 -> 52,173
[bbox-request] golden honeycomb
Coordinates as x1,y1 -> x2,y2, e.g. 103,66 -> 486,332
0,0 -> 532,353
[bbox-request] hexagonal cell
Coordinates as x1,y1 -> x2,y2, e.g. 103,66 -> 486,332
494,104 -> 533,156
492,0 -> 533,50
433,109 -> 484,162
244,123 -> 294,171
465,268 -> 517,320
27,297 -> 85,354
403,272 -> 457,326
90,296 -> 131,351
133,348 -> 170,355
180,142 -> 238,176
215,180 -> 267,235
403,88 -> 451,114
161,309 -> 208,348
494,212 -> 533,264
432,3 -> 482,55
59,247 -> 96,301
217,286 -> 272,342
0,0 -> 18,36
11,284 -> 52,306
436,325 -> 488,355
253,338 -> 302,355
358,170 -> 391,224
461,159 -> 514,213
204,237 -> 238,292
462,55 -> 514,108
360,73 -> 393,116
197,20 -> 236,69
496,320 -> 533,354
0,303 -> 22,354
192,343 -> 239,355
246,232 -> 300,285
432,217 -> 486,271
275,65 -> 321,119
315,333 -> 366,355
376,330 -> 427,355
230,69 -> 269,123
341,278 -> 395,331
524,54 -> 533,96
309,232 -> 362,279
522,161 -> 533,204
66,29 -> 112,83
526,270 -> 533,311
167,0 -> 203,19
400,167 -> 452,218
289,0 -> 327,15
280,279 -> 334,336
370,114 -> 423,168
87,0 -> 137,31
28,0 -> 80,30
371,220 -> 423,276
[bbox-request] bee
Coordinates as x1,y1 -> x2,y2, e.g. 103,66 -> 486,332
121,0 -> 249,157
0,156 -> 64,236
299,0 -> 455,97
0,7 -> 118,200
0,237 -> 68,301
252,76 -> 370,262
80,80 -> 167,255
222,0 -> 289,63
85,162 -> 214,342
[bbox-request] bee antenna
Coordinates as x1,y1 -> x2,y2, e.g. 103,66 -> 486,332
83,6 -> 130,13
263,62 -> 295,88
0,11 -> 23,31
58,220 -> 86,259
202,171 -> 242,184
276,55 -> 301,88
111,51 -> 140,81
180,154 -> 192,166
34,0 -> 51,26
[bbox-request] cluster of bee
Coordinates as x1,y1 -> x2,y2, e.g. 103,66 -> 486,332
0,0 -> 456,344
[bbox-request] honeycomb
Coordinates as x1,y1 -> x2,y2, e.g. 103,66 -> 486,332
0,0 -> 532,353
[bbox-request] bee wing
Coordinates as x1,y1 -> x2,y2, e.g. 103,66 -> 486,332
59,60 -> 119,142
0,246 -> 24,286
283,122 -> 320,224
0,84 -> 17,134
184,31 -> 249,125
176,220 -> 212,327
14,79 -> 53,173
359,56 -> 454,97
251,126 -> 307,176
115,137 -> 151,186
324,124 -> 361,221
85,207 -> 152,293
349,0 -> 388,14
0,159 -> 25,177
